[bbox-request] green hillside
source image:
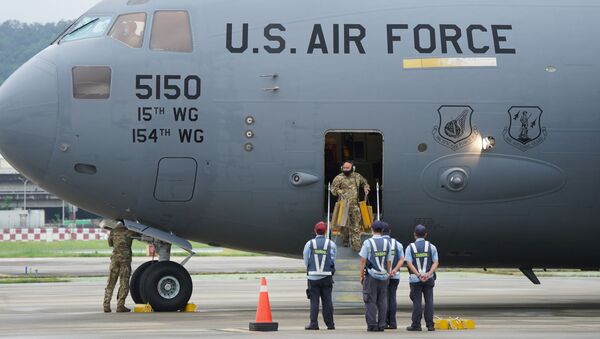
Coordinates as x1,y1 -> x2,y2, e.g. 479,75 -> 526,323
0,20 -> 71,84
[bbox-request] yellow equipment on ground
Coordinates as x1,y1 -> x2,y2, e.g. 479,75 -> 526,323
133,303 -> 197,313
133,304 -> 153,313
434,317 -> 476,330
184,303 -> 197,312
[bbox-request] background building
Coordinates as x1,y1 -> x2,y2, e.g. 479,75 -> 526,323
0,155 -> 98,228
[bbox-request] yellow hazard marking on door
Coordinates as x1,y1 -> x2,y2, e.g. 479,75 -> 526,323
403,57 -> 497,69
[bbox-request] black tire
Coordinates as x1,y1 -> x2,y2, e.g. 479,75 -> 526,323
140,261 -> 193,312
130,260 -> 158,304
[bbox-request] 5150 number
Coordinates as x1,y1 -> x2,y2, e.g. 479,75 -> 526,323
136,75 -> 201,100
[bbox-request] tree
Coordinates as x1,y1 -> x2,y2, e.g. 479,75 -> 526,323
0,20 -> 72,84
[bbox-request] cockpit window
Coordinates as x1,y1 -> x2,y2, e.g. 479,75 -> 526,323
150,11 -> 193,52
108,13 -> 147,48
72,67 -> 112,99
61,16 -> 112,43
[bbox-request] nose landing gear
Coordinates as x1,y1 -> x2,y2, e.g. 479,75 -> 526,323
130,260 -> 157,304
124,220 -> 195,312
139,261 -> 193,312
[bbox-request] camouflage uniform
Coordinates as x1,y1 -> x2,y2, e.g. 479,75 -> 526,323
331,172 -> 370,252
103,221 -> 136,312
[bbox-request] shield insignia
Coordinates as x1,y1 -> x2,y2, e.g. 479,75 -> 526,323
433,105 -> 479,151
503,106 -> 547,151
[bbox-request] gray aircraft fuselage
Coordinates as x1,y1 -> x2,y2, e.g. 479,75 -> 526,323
0,0 -> 598,269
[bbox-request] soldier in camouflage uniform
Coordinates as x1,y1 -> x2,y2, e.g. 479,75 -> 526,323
331,161 -> 370,252
102,220 -> 137,313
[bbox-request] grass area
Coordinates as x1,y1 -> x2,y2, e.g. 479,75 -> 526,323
0,240 -> 258,258
0,276 -> 70,284
192,249 -> 261,257
480,268 -> 600,277
438,268 -> 600,277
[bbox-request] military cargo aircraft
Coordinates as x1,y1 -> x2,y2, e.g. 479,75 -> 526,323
0,0 -> 598,311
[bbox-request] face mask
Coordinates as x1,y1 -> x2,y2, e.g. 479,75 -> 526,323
343,170 -> 352,176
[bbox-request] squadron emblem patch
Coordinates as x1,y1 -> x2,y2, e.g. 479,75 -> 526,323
433,105 -> 479,151
503,106 -> 547,151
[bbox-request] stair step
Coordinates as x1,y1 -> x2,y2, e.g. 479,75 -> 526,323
329,234 -> 370,305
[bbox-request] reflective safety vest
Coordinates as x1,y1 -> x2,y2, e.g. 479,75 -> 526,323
390,238 -> 401,269
366,237 -> 389,275
408,240 -> 433,277
307,237 -> 334,276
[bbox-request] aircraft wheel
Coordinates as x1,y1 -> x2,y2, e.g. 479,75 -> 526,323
140,261 -> 193,312
130,260 -> 158,304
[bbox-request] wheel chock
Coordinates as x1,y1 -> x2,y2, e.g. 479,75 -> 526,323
183,303 -> 197,313
434,317 -> 476,330
434,318 -> 450,330
133,304 -> 153,313
133,303 -> 196,313
462,318 -> 476,329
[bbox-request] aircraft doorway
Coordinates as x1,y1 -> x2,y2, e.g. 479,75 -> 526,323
324,131 -> 383,217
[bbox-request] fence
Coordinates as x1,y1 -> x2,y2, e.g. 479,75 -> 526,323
0,227 -> 108,241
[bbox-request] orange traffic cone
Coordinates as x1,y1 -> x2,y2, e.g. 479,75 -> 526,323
249,277 -> 279,331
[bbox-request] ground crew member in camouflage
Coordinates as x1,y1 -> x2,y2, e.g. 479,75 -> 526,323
102,220 -> 137,313
331,161 -> 370,252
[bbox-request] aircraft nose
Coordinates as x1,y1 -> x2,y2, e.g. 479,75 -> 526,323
0,57 -> 58,181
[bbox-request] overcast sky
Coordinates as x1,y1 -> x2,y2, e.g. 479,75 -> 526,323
0,0 -> 101,23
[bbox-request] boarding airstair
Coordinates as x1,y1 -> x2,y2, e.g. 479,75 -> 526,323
330,232 -> 372,305
325,182 -> 380,306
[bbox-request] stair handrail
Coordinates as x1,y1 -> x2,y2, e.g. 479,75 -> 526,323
327,182 -> 331,239
376,181 -> 381,221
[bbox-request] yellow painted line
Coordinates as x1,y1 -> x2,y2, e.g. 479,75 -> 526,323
403,57 -> 497,69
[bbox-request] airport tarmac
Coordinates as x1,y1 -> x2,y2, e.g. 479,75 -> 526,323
0,257 -> 302,276
1,259 -> 599,338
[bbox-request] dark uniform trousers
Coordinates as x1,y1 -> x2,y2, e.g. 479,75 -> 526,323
409,278 -> 435,328
308,276 -> 334,327
386,278 -> 400,327
363,275 -> 388,328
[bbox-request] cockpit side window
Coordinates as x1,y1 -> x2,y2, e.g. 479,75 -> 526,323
72,67 -> 112,99
60,16 -> 113,43
108,13 -> 147,48
150,11 -> 193,52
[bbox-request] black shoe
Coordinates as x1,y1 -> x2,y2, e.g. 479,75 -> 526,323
428,327 -> 436,331
385,325 -> 397,329
305,325 -> 319,330
367,326 -> 378,332
377,327 -> 385,332
327,326 -> 335,330
406,326 -> 422,331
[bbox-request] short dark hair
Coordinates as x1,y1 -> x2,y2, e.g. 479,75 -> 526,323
382,221 -> 391,235
372,220 -> 384,232
414,224 -> 427,237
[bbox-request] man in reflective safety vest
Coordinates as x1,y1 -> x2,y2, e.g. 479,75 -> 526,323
405,224 -> 439,332
359,220 -> 393,332
383,222 -> 405,329
303,221 -> 337,330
